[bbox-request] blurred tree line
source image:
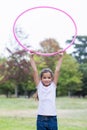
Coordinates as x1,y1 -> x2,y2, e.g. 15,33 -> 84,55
0,36 -> 87,98
66,36 -> 87,97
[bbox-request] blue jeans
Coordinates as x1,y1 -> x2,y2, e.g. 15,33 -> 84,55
37,115 -> 58,130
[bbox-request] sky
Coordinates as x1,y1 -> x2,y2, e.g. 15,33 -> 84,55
0,0 -> 87,57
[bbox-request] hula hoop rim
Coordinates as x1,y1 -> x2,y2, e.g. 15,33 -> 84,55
13,6 -> 77,56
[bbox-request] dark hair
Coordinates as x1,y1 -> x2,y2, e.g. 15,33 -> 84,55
40,68 -> 54,79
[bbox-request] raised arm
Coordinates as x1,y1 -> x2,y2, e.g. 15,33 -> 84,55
30,54 -> 40,86
53,52 -> 64,85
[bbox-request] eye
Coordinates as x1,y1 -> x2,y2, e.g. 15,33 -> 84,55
43,77 -> 46,79
48,77 -> 51,79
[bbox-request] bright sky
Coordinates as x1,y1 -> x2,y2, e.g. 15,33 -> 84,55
0,0 -> 87,57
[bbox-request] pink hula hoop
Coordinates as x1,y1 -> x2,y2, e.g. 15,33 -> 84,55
13,6 -> 77,56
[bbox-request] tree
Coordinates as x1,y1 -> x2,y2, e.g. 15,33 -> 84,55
40,38 -> 60,53
40,38 -> 61,71
38,38 -> 82,96
0,49 -> 35,97
57,54 -> 82,96
66,36 -> 87,63
0,60 -> 5,82
79,63 -> 87,97
0,81 -> 15,97
66,35 -> 87,97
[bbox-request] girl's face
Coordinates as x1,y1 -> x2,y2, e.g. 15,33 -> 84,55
41,72 -> 53,86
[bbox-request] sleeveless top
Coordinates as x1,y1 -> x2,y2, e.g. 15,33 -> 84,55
36,81 -> 57,116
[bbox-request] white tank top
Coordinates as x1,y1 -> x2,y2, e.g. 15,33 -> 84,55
37,81 -> 57,116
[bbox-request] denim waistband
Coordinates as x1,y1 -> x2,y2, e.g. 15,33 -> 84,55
37,115 -> 57,118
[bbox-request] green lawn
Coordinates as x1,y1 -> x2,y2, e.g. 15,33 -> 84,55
0,117 -> 36,130
0,97 -> 87,130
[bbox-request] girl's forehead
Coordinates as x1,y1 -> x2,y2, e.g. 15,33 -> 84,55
42,72 -> 52,76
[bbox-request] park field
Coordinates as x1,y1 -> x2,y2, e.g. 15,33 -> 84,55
0,97 -> 87,130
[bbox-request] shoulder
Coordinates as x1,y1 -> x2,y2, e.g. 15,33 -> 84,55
36,81 -> 42,88
51,82 -> 57,88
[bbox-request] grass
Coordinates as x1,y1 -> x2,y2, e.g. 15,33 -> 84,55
56,97 -> 87,109
0,97 -> 87,130
0,117 -> 36,130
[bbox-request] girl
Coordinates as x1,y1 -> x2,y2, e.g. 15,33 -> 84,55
30,51 -> 64,130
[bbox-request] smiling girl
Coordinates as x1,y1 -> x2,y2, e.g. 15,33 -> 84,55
30,51 -> 64,130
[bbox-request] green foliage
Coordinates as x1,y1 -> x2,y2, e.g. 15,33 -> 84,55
66,35 -> 87,96
0,81 -> 15,97
66,36 -> 87,63
34,53 -> 83,97
34,55 -> 47,74
57,54 -> 82,96
0,58 -> 7,82
0,37 -> 84,97
79,63 -> 87,95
